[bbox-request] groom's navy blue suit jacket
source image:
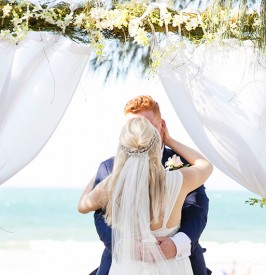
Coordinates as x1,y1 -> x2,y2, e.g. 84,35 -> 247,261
90,147 -> 211,275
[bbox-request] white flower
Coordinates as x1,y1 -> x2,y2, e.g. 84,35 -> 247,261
190,17 -> 200,29
165,155 -> 184,170
90,8 -> 107,20
2,4 -> 12,18
57,12 -> 74,33
43,12 -> 55,25
97,19 -> 113,30
110,9 -> 128,29
172,14 -> 189,27
74,13 -> 85,27
32,6 -> 43,13
212,15 -> 220,25
128,18 -> 142,37
0,30 -> 11,40
12,17 -> 23,27
253,18 -> 261,27
64,12 -> 74,23
134,27 -> 149,46
163,11 -> 172,26
184,17 -> 200,31
45,17 -> 55,24
185,22 -> 193,31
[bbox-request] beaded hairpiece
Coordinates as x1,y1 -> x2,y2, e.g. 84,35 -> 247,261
121,132 -> 157,157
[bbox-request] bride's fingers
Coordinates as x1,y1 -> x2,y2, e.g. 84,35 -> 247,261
156,237 -> 167,244
135,241 -> 159,262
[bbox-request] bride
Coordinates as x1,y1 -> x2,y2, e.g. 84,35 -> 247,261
81,116 -> 213,274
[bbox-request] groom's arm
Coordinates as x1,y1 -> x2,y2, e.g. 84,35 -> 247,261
93,159 -> 114,253
177,185 -> 209,250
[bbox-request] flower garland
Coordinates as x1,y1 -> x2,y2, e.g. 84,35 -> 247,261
0,0 -> 265,67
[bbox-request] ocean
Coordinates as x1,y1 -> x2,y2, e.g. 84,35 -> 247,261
1,188 -> 266,246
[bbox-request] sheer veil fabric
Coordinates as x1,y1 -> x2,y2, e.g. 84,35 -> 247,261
109,155 -> 193,274
158,40 -> 266,196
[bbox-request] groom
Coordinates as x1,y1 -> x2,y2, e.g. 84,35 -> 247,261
89,95 -> 211,275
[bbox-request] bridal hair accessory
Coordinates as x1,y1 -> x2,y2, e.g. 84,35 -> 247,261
121,132 -> 157,156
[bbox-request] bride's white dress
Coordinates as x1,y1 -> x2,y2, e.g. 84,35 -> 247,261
109,160 -> 193,275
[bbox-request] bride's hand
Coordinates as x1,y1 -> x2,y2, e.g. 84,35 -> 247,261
135,240 -> 160,262
162,120 -> 172,147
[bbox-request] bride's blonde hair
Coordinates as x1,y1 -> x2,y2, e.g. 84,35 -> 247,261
103,117 -> 166,225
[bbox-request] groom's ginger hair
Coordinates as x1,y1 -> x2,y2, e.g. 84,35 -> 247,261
124,95 -> 161,117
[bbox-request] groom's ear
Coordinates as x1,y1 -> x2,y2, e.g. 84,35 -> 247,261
161,119 -> 166,133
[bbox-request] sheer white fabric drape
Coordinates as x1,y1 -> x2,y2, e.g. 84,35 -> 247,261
158,40 -> 266,197
0,32 -> 91,185
1,32 -> 266,197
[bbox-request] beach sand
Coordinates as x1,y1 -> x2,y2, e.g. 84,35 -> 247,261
202,241 -> 266,275
0,240 -> 265,275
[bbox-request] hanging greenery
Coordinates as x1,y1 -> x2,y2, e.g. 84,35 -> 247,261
245,197 -> 266,208
0,0 -> 264,55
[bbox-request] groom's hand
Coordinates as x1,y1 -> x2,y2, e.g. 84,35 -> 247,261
156,237 -> 177,259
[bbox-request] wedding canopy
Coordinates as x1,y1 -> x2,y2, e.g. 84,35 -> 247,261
0,0 -> 266,197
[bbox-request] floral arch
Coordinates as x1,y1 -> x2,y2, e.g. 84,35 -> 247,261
0,0 -> 266,201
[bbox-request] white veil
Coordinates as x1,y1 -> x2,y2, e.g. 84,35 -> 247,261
109,153 -> 176,274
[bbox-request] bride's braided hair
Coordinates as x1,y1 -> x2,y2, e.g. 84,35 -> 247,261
120,132 -> 157,156
103,117 -> 166,225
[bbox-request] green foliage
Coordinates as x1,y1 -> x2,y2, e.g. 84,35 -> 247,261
245,197 -> 266,208
0,0 -> 265,77
0,1 -> 264,46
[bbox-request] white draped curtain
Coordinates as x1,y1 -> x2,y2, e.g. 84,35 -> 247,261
0,32 -> 92,184
158,40 -> 266,197
0,33 -> 266,197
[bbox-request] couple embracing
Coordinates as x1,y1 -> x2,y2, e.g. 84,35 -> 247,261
78,95 -> 213,275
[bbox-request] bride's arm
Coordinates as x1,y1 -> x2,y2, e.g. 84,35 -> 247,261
78,178 -> 106,213
163,130 -> 213,194
157,124 -> 212,261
